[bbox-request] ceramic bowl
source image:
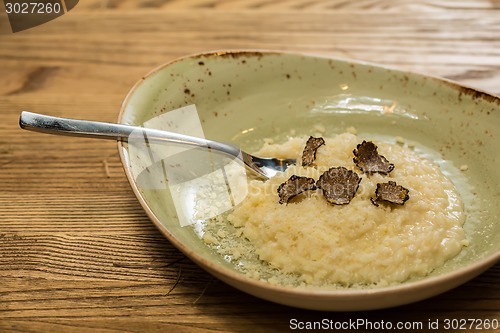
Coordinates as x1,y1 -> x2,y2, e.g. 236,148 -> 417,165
117,50 -> 499,311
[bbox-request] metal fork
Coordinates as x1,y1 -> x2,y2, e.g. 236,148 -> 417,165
19,112 -> 296,179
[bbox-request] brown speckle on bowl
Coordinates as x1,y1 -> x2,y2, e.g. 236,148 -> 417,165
434,78 -> 500,106
214,50 -> 265,59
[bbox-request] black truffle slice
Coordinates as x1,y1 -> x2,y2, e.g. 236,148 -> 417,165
371,181 -> 410,206
301,136 -> 325,166
353,141 -> 394,175
277,175 -> 317,204
316,167 -> 361,205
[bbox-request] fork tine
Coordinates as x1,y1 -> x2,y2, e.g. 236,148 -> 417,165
245,154 -> 296,179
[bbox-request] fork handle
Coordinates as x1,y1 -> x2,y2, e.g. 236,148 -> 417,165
19,111 -> 241,157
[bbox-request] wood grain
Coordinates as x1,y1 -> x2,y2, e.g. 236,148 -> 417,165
0,0 -> 499,332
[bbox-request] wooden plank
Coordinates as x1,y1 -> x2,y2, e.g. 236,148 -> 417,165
74,0 -> 500,12
1,11 -> 499,93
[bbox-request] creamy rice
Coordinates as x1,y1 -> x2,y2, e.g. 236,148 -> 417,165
218,133 -> 468,287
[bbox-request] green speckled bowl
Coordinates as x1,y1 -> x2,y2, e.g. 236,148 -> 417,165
118,50 -> 499,311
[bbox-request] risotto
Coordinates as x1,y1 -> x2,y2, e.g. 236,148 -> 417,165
218,132 -> 468,287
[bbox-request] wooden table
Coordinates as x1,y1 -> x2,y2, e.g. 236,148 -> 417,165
1,1 -> 499,331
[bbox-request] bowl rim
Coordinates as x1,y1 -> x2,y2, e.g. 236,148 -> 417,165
116,49 -> 500,307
